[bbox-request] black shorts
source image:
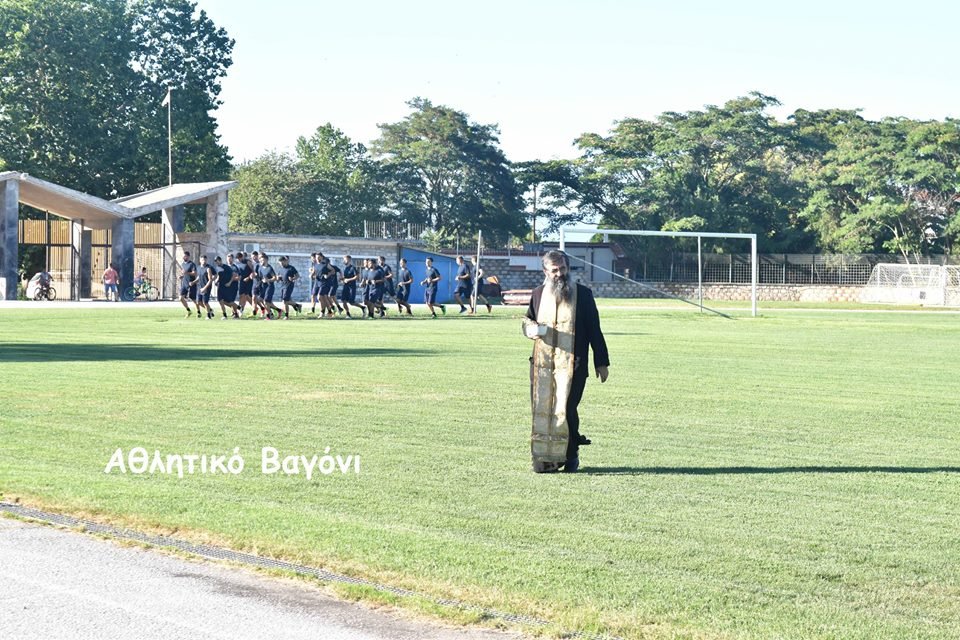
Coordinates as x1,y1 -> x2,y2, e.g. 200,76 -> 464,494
281,283 -> 295,302
340,285 -> 356,303
395,287 -> 409,302
239,280 -> 253,297
180,283 -> 197,299
424,288 -> 439,304
456,285 -> 471,298
196,289 -> 211,304
311,281 -> 322,296
367,287 -> 383,303
262,283 -> 275,303
319,280 -> 335,296
220,285 -> 237,304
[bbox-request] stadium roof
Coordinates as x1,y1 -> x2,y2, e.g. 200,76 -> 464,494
0,172 -> 235,230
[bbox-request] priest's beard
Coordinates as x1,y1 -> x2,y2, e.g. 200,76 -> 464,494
546,272 -> 571,302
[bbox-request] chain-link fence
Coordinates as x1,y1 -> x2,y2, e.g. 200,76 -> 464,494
631,253 -> 960,285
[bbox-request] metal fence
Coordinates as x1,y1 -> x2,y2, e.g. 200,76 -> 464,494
631,253 -> 960,286
19,219 -> 180,299
362,220 -> 430,240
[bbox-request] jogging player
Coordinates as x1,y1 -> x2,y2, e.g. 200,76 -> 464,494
339,255 -> 365,318
395,257 -> 413,315
421,257 -> 446,318
454,255 -> 473,313
236,251 -> 255,315
179,251 -> 198,317
258,253 -> 282,319
474,265 -> 494,313
215,255 -> 240,319
277,256 -> 303,319
196,255 -> 216,319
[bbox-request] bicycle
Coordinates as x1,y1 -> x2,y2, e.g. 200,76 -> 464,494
34,286 -> 57,301
123,281 -> 160,302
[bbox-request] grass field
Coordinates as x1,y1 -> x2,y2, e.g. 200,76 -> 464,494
2,303 -> 959,639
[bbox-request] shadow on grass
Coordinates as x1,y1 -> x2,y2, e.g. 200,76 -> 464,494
581,465 -> 960,475
0,343 -> 433,363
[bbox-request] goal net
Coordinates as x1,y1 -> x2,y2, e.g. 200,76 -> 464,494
861,263 -> 960,306
558,227 -> 759,317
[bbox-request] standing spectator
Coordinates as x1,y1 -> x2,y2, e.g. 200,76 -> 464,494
103,263 -> 119,302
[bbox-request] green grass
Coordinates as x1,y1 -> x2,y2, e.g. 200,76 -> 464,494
1,305 -> 959,639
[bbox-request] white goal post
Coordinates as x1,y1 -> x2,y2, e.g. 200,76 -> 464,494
861,263 -> 960,306
559,227 -> 759,317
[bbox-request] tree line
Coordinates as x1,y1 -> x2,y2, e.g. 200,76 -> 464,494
3,2 -> 958,259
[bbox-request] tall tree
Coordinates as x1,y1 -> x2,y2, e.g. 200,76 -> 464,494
0,0 -> 232,209
128,0 -> 233,191
512,160 -> 581,240
228,152 -> 323,235
792,111 -> 960,258
571,93 -> 811,253
295,124 -> 385,235
0,0 -> 141,197
372,98 -> 526,245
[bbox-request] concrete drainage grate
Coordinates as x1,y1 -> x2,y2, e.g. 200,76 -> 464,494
0,502 -> 618,639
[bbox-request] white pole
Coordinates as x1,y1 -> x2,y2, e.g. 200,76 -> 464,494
472,231 -> 482,312
697,235 -> 703,313
166,87 -> 173,186
751,235 -> 758,317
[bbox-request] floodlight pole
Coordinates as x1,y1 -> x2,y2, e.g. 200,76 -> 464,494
165,86 -> 174,186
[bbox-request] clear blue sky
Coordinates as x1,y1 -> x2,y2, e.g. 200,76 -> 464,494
196,0 -> 960,164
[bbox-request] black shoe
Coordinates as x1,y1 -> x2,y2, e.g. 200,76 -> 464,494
577,434 -> 592,446
563,457 -> 580,473
440,305 -> 446,315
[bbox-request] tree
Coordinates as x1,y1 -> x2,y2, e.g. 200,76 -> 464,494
373,98 -> 526,245
792,111 -> 960,258
0,0 -> 142,197
295,124 -> 385,235
0,0 -> 233,212
512,160 -> 582,240
128,0 -> 233,192
571,94 -> 810,254
228,153 -> 323,235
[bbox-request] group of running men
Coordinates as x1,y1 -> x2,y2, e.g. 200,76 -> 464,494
177,250 -> 493,320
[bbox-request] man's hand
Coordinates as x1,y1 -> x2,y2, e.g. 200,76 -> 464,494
596,366 -> 609,383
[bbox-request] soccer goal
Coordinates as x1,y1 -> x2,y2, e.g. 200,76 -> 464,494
558,227 -> 759,317
861,263 -> 960,306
